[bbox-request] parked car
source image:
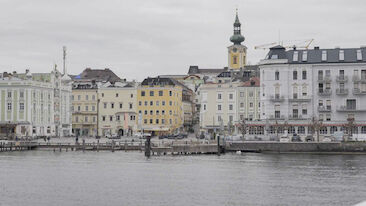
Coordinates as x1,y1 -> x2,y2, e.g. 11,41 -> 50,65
291,134 -> 302,142
108,134 -> 121,139
322,137 -> 332,142
280,136 -> 290,142
305,135 -> 314,142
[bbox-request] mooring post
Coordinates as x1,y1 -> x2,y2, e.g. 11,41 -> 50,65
97,139 -> 99,152
82,139 -> 85,152
217,135 -> 221,156
145,136 -> 151,157
111,140 -> 115,152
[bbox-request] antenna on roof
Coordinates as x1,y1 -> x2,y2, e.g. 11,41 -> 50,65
63,46 -> 67,75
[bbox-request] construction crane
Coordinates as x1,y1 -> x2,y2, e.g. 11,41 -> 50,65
254,39 -> 314,50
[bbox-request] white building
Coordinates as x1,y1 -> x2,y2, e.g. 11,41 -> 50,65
260,45 -> 366,139
0,68 -> 72,138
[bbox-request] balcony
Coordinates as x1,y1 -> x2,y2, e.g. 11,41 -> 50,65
337,106 -> 366,112
288,115 -> 306,120
288,97 -> 311,102
318,75 -> 332,82
336,75 -> 348,82
318,89 -> 332,96
353,88 -> 366,95
269,95 -> 285,102
336,88 -> 348,95
268,115 -> 285,120
318,106 -> 331,112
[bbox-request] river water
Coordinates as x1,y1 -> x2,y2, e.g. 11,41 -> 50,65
0,151 -> 365,206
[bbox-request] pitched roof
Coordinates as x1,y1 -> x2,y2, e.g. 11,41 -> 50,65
265,46 -> 366,64
188,65 -> 228,74
72,68 -> 121,82
240,77 -> 260,87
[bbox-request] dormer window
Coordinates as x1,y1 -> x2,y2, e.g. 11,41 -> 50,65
339,50 -> 344,61
322,51 -> 327,61
271,54 -> 278,59
293,51 -> 298,61
302,51 -> 308,61
357,49 -> 362,61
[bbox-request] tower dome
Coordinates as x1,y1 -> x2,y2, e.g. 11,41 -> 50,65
230,10 -> 245,45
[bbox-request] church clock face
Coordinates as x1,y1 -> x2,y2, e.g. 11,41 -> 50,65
233,48 -> 237,52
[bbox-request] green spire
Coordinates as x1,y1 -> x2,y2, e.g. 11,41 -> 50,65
230,9 -> 245,45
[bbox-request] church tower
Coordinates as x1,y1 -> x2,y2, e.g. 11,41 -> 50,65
228,10 -> 247,70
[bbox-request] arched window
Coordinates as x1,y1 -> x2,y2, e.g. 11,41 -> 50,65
320,127 -> 328,134
330,126 -> 337,134
298,126 -> 305,134
361,126 -> 366,134
288,126 -> 296,134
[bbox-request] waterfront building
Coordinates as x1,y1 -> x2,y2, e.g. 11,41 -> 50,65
199,77 -> 260,134
71,81 -> 98,137
0,68 -> 72,138
137,77 -> 194,135
259,45 -> 366,139
72,68 -> 123,83
98,82 -> 137,137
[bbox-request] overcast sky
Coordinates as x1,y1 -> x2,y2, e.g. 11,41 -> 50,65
1,0 -> 366,81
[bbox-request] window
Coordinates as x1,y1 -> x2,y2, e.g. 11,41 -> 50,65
101,93 -> 104,97
217,105 -> 222,111
229,104 -> 233,110
240,92 -> 244,97
91,105 -> 95,111
156,110 -> 160,115
233,56 -> 237,64
339,50 -> 344,61
229,115 -> 233,122
130,94 -> 133,98
78,106 -> 81,111
144,119 -> 147,124
75,116 -> 79,122
162,119 -> 165,124
326,114 -> 331,121
322,50 -> 327,61
249,91 -> 253,97
104,103 -> 107,109
150,101 -> 153,106
110,116 -> 113,121
156,119 -> 159,124
150,119 -> 153,124
275,105 -> 280,118
302,85 -> 307,96
20,91 -> 24,98
116,115 -> 120,121
217,93 -> 222,100
71,95 -> 74,100
7,91 -> 12,98
320,127 -> 328,134
169,91 -> 172,96
271,54 -> 278,59
250,102 -> 253,107
93,117 -> 96,122
129,103 -> 133,109
86,95 -> 89,100
293,51 -> 298,61
156,101 -> 159,106
169,110 -> 172,115
78,95 -> 81,100
144,110 -> 147,115
169,119 -> 172,124
141,91 -> 145,96
162,110 -> 165,115
144,101 -> 147,106
162,101 -> 165,106
92,95 -> 95,100
19,103 -> 24,111
302,51 -> 308,61
116,93 -> 119,97
85,106 -> 88,111
159,91 -> 163,96
240,102 -> 244,108
346,99 -> 356,110
120,103 -> 123,109
150,110 -> 153,115
139,101 -> 142,106
102,116 -> 106,121
85,116 -> 88,122
275,71 -> 279,80
229,93 -> 233,99
111,103 -> 114,109
218,115 -> 222,122
169,101 -> 172,106
302,108 -> 307,115
293,71 -> 297,80
298,126 -> 305,134
357,49 -> 362,61
150,91 -> 154,96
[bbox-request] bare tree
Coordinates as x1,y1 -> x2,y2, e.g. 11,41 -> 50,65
237,119 -> 247,140
343,117 -> 355,142
309,116 -> 322,142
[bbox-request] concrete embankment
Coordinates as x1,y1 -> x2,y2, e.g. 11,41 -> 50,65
226,141 -> 366,153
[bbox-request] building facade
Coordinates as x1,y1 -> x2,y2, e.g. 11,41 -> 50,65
260,45 -> 366,139
137,77 -> 185,135
98,82 -> 137,137
0,68 -> 72,138
71,81 -> 99,137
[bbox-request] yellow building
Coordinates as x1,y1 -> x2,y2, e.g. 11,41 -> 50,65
228,10 -> 247,70
71,81 -> 98,137
137,77 -> 185,135
98,82 -> 137,137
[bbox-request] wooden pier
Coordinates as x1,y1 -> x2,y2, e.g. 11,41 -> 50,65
0,141 -> 38,152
